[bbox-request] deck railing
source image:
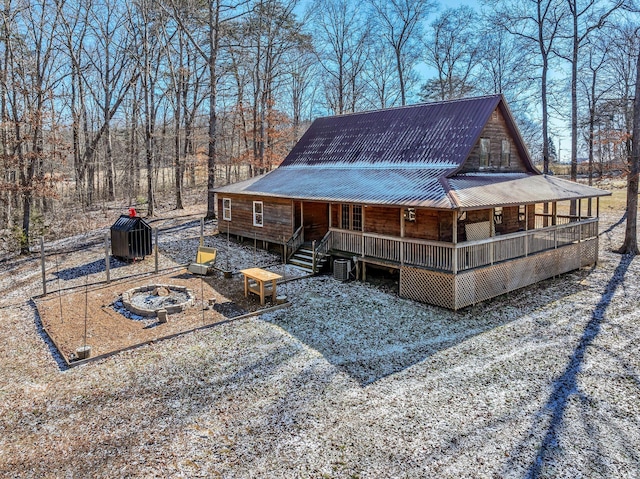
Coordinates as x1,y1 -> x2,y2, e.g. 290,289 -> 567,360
534,214 -> 578,229
285,225 -> 304,261
329,217 -> 598,273
332,229 -> 363,255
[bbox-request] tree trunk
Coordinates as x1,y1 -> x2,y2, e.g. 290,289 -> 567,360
616,49 -> 640,255
206,0 -> 220,219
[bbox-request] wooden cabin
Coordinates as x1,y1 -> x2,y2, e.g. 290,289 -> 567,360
213,95 -> 609,309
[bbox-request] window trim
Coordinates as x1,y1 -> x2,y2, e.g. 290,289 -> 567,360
222,197 -> 232,221
253,201 -> 264,227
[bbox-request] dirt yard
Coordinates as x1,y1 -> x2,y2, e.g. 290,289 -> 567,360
35,269 -> 243,362
1,179 -> 639,478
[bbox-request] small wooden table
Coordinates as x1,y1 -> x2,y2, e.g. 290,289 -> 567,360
240,268 -> 283,306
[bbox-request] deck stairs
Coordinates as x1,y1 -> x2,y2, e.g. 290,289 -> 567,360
288,242 -> 328,274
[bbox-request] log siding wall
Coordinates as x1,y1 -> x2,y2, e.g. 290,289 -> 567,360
461,108 -> 528,173
217,195 -> 294,243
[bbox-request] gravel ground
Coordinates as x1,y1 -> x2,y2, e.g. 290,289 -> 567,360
0,195 -> 639,478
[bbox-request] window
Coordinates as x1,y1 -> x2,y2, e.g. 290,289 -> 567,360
479,138 -> 490,167
253,201 -> 263,227
352,205 -> 363,231
501,140 -> 511,166
340,204 -> 363,230
341,204 -> 350,229
519,205 -> 526,222
222,198 -> 231,221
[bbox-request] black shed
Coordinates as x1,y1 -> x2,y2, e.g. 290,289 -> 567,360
110,215 -> 152,261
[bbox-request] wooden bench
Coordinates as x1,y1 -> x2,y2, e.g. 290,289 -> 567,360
188,246 -> 217,275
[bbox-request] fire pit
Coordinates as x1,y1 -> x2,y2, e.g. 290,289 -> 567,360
121,284 -> 195,317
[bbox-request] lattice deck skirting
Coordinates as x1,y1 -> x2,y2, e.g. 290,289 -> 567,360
399,239 -> 598,310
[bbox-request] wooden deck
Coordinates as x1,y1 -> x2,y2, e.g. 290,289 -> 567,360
325,215 -> 599,309
328,215 -> 598,274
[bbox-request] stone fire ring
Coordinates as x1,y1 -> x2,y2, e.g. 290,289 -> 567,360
121,284 -> 195,317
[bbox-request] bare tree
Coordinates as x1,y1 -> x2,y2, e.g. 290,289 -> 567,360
579,33 -> 614,186
165,0 -> 248,218
362,37 -> 402,109
368,0 -> 436,106
247,0 -> 309,174
616,42 -> 640,255
2,0 -> 63,253
288,48 -> 317,138
489,0 -> 565,174
421,6 -> 480,102
561,0 -> 627,186
84,0 -> 136,202
309,0 -> 369,115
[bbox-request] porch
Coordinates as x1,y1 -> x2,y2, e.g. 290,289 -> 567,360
322,214 -> 599,309
327,215 -> 598,274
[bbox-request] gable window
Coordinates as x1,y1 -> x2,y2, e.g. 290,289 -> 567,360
222,198 -> 231,221
479,138 -> 490,167
501,140 -> 511,166
253,201 -> 263,227
341,204 -> 350,229
352,205 -> 363,231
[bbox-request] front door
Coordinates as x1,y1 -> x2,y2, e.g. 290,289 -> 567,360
302,202 -> 329,242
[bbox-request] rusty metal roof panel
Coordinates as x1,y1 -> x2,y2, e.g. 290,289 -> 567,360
448,174 -> 611,209
282,95 -> 503,168
215,166 -> 457,209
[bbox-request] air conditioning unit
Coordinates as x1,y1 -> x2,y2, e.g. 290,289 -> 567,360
333,259 -> 351,281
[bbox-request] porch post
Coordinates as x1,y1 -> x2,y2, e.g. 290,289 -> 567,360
329,203 -> 332,229
578,199 -> 582,243
524,205 -> 529,257
597,197 -> 600,217
400,208 -> 405,266
452,211 -> 458,274
488,209 -> 494,265
553,202 -> 558,249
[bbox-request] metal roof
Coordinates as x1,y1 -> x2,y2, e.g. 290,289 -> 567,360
214,95 -> 609,209
447,174 -> 611,210
217,166 -> 457,209
280,95 -> 504,168
110,215 -> 151,232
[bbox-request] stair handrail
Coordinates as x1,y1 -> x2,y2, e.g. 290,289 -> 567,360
285,225 -> 304,262
312,230 -> 333,273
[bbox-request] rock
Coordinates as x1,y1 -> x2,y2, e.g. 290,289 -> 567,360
154,286 -> 171,296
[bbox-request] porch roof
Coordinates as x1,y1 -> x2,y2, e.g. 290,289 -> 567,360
447,173 -> 611,210
215,170 -> 609,210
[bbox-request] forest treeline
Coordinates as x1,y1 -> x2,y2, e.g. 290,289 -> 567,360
0,0 -> 637,253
